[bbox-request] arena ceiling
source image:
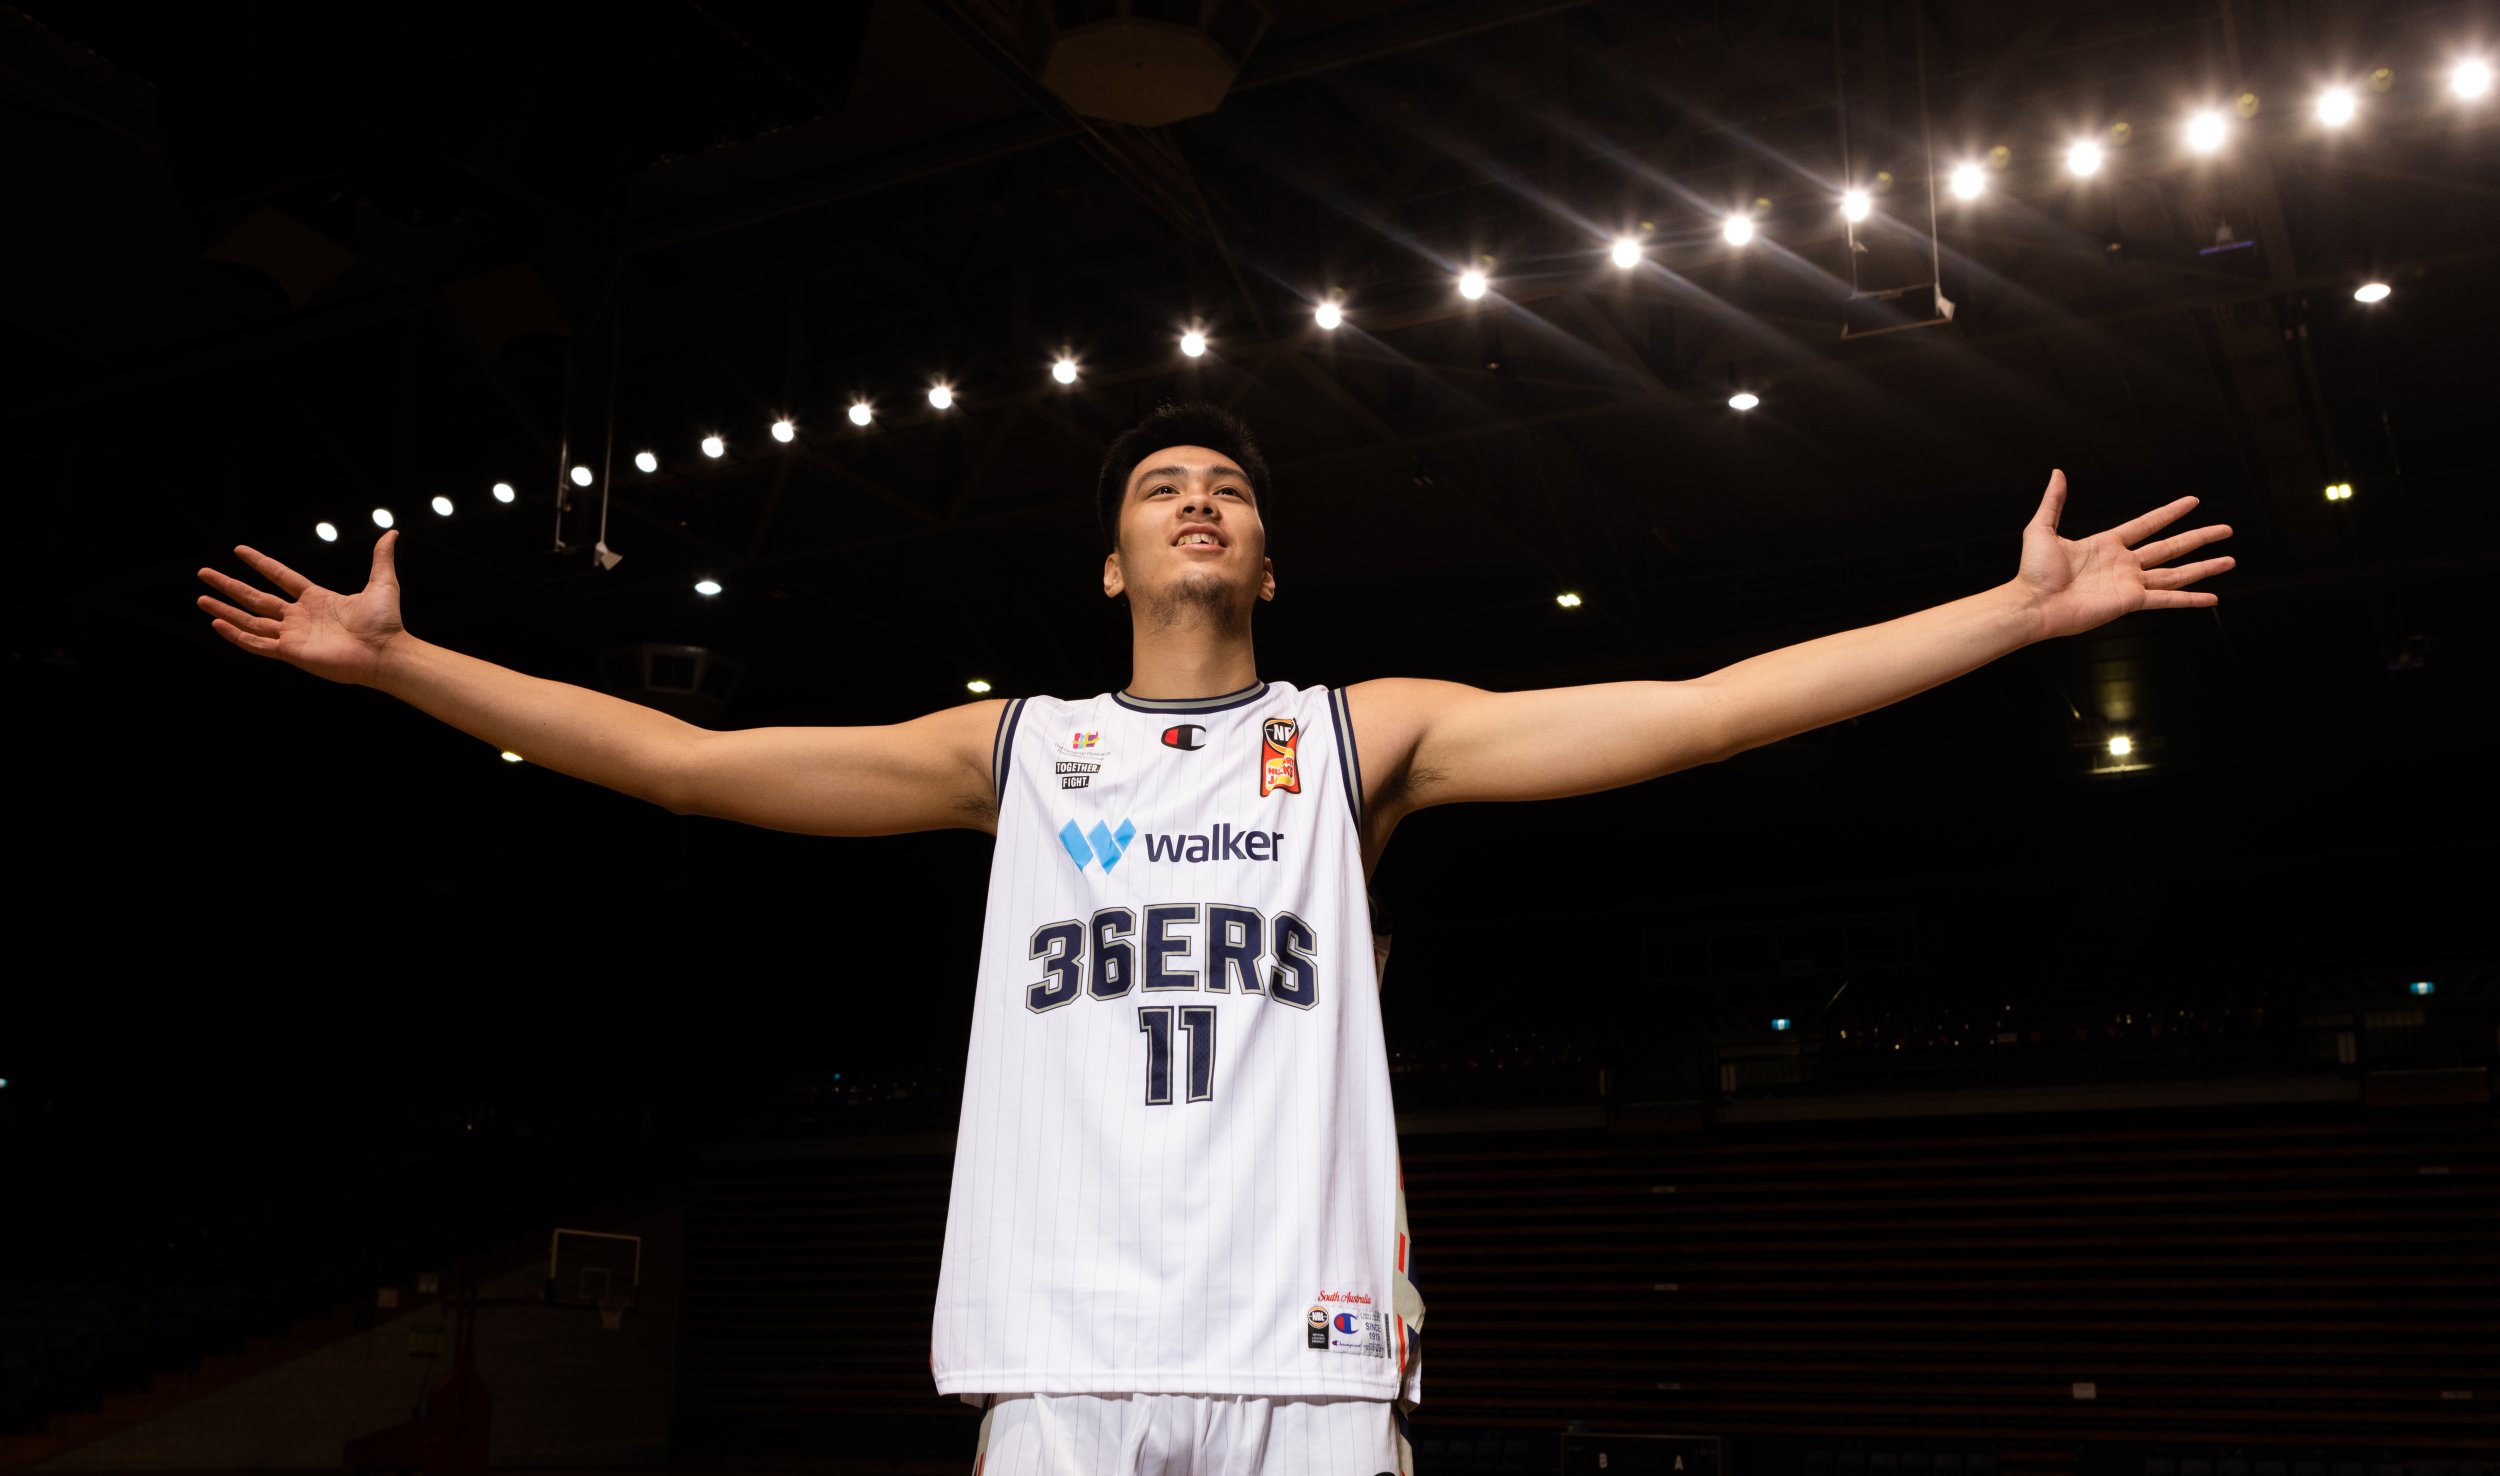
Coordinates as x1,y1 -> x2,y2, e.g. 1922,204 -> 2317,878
7,0 -> 2490,1013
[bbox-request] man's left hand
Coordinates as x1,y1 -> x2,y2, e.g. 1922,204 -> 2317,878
2014,469 -> 2236,642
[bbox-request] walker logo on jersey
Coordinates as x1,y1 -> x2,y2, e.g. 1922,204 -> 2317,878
1058,818 -> 1136,872
1258,717 -> 1301,796
1059,817 -> 1285,870
1160,724 -> 1206,751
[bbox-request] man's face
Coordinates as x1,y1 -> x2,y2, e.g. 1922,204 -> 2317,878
1103,444 -> 1275,612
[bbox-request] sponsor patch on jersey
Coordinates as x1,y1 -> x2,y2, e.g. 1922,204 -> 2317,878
1054,760 -> 1100,790
1067,730 -> 1100,750
1258,717 -> 1301,797
1304,1292 -> 1386,1358
1161,723 -> 1206,751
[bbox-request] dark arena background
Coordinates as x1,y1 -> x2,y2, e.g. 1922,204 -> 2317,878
6,2 -> 2496,1475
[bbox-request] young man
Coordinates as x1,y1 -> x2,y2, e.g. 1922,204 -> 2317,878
197,402 -> 2232,1475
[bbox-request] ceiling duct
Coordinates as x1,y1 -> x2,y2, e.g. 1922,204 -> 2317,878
1015,0 -> 1272,127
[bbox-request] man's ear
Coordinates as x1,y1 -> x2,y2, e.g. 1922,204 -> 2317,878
1258,556 -> 1276,603
1103,550 -> 1125,600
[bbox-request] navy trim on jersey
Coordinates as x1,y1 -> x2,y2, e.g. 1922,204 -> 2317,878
1327,686 -> 1365,831
991,696 -> 1028,811
1110,680 -> 1268,714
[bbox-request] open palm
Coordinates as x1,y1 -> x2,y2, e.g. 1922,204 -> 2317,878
2016,470 -> 2236,642
195,531 -> 408,686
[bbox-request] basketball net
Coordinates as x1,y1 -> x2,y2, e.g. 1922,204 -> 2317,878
597,1295 -> 627,1332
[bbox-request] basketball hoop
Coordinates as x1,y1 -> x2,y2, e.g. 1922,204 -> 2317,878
597,1295 -> 628,1332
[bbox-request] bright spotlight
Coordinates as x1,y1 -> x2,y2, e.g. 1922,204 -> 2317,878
372,508 -> 394,529
1179,329 -> 1207,357
2317,88 -> 2357,125
2108,735 -> 2133,757
1609,236 -> 1642,268
570,465 -> 594,487
1554,591 -> 1583,609
1950,162 -> 1985,199
1728,391 -> 1760,411
694,579 -> 723,596
848,402 -> 874,427
927,385 -> 953,410
1052,356 -> 1079,383
500,751 -> 524,763
492,482 -> 515,503
1314,300 -> 1343,329
2354,281 -> 2391,303
1842,188 -> 1871,222
431,495 -> 454,517
633,450 -> 658,473
315,521 -> 338,542
771,418 -> 796,442
2187,110 -> 2227,152
2324,481 -> 2355,501
2454,59 -> 2492,98
2067,140 -> 2103,176
1721,213 -> 1754,246
700,435 -> 725,458
1457,269 -> 1487,300
966,679 -> 993,694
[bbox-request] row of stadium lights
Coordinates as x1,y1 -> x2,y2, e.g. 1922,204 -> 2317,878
325,67 -> 2478,643
1763,979 -> 2441,1036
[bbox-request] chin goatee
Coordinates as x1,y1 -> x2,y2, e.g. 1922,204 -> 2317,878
1145,573 -> 1248,632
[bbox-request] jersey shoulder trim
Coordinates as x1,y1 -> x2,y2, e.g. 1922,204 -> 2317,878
990,696 -> 1030,809
1326,684 -> 1364,830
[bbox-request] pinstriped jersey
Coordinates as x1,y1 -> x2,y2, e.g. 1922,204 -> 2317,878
932,681 -> 1424,1406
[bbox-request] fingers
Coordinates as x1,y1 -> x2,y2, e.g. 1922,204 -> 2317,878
195,565 -> 287,616
2141,590 -> 2220,610
233,544 -> 311,598
2143,555 -> 2236,589
369,528 -> 399,587
208,616 -> 283,656
2113,495 -> 2201,547
2029,468 -> 2067,530
2134,523 -> 2234,567
196,594 -> 280,637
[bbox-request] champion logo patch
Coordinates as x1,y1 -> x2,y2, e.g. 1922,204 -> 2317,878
1161,724 -> 1206,751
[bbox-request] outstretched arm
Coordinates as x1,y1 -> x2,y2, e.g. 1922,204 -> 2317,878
1350,470 -> 2234,826
197,531 -> 1004,835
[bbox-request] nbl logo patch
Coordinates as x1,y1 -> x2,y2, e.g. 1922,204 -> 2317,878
1258,717 -> 1301,797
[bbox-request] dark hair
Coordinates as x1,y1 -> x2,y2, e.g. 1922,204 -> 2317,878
1095,402 -> 1272,554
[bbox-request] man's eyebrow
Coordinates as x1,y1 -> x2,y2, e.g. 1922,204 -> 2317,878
1134,464 -> 1251,491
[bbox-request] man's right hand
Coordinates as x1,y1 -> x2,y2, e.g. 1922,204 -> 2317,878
196,531 -> 408,687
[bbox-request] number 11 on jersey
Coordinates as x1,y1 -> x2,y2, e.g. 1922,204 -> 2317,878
1138,1005 -> 1216,1104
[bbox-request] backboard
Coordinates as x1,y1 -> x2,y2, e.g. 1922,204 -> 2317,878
544,1227 -> 641,1314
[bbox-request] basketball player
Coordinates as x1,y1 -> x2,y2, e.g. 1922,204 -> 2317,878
196,402 -> 2233,1474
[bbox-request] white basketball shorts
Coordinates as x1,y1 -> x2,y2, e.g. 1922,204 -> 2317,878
971,1392 -> 1410,1476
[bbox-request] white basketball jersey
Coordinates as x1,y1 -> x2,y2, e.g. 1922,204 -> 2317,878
932,681 -> 1424,1408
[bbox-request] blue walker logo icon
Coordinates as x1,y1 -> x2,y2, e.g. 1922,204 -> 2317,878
1058,817 -> 1137,872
